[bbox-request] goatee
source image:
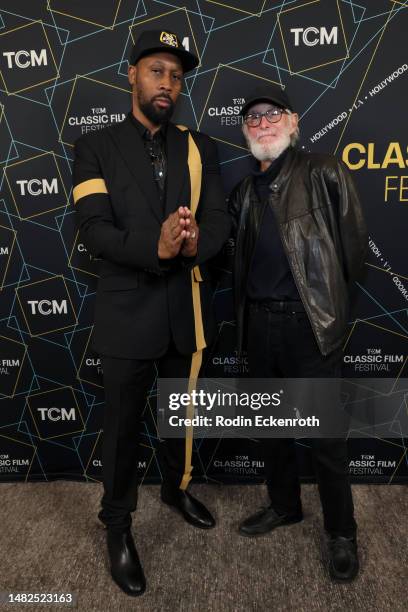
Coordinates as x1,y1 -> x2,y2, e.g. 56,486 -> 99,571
138,95 -> 174,125
246,132 -> 291,163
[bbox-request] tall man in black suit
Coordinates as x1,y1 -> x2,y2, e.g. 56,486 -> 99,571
72,30 -> 230,596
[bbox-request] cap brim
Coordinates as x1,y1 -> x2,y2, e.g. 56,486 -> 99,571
240,96 -> 287,116
134,46 -> 199,73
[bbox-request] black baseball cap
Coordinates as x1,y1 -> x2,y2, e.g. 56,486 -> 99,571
129,29 -> 199,73
240,84 -> 294,116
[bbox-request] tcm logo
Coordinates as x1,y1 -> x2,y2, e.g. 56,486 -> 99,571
290,26 -> 338,46
37,407 -> 76,421
2,49 -> 48,69
16,178 -> 58,196
0,247 -> 9,255
16,178 -> 59,196
27,299 -> 68,315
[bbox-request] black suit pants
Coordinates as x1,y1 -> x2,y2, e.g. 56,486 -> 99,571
247,302 -> 357,538
98,342 -> 203,531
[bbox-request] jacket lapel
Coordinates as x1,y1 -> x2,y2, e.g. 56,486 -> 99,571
108,116 -> 163,223
164,123 -> 188,217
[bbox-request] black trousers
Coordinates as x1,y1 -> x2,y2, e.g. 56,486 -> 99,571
247,301 -> 357,538
98,342 -> 203,531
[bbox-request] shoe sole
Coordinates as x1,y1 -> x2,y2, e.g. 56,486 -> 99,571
110,572 -> 146,597
238,515 -> 304,538
329,574 -> 359,583
161,497 -> 216,529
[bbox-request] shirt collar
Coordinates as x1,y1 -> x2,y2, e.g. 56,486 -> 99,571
128,111 -> 167,140
251,145 -> 289,179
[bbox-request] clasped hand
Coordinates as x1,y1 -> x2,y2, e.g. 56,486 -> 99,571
158,206 -> 199,259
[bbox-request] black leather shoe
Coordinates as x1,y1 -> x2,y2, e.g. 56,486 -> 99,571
238,505 -> 303,537
107,528 -> 146,596
161,485 -> 215,529
327,536 -> 359,582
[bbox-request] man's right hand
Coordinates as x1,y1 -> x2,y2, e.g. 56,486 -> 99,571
158,207 -> 189,259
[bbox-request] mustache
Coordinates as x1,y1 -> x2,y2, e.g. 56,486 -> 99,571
252,130 -> 276,141
153,94 -> 173,102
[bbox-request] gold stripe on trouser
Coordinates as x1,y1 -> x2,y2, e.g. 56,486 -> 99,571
179,349 -> 203,490
73,178 -> 108,204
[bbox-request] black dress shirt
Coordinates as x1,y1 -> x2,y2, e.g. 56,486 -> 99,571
128,111 -> 167,208
247,147 -> 301,301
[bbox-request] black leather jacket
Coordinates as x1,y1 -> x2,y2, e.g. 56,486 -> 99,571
228,146 -> 368,356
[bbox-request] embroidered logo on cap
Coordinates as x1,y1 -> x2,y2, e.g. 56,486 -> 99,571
160,31 -> 179,47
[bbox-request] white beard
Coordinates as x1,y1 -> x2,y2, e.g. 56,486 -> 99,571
246,131 -> 291,162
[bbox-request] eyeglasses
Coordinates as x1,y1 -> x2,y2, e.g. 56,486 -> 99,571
243,108 -> 288,127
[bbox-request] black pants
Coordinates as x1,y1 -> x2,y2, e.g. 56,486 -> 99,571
98,342 -> 203,531
247,301 -> 357,538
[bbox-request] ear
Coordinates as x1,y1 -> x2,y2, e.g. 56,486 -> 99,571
128,63 -> 137,86
289,112 -> 299,134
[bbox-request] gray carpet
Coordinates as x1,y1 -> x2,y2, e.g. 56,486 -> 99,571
0,482 -> 406,611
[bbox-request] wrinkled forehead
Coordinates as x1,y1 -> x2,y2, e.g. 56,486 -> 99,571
246,101 -> 282,115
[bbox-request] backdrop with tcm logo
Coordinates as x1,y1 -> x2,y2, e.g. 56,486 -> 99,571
0,0 -> 407,485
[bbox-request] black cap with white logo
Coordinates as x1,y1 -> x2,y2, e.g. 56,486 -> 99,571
129,29 -> 199,73
240,84 -> 294,116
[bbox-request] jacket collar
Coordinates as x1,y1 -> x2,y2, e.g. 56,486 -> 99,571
269,145 -> 298,190
251,145 -> 289,180
108,115 -> 162,222
248,146 -> 298,195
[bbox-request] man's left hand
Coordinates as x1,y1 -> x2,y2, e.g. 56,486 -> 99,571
179,206 -> 199,257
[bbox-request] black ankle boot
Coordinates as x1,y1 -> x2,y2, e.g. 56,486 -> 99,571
107,528 -> 146,596
161,484 -> 215,529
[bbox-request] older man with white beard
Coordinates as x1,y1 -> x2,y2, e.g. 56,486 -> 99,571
228,85 -> 368,582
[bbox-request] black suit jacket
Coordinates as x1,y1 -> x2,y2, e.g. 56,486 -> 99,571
72,115 -> 230,359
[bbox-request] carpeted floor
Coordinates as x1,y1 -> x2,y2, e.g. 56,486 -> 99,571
0,482 -> 406,611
